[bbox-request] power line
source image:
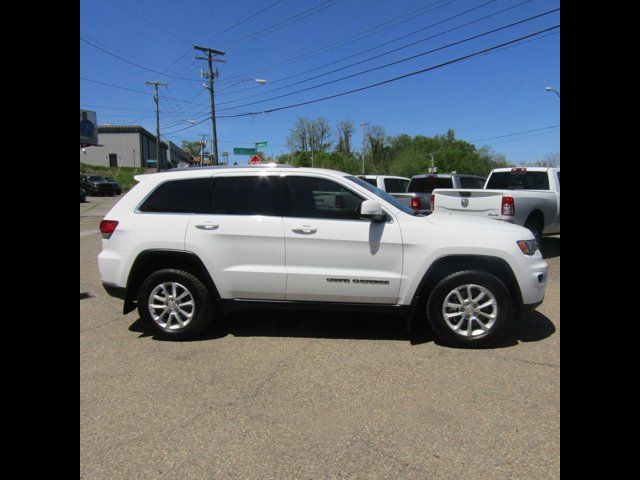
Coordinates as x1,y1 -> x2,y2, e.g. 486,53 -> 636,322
161,24 -> 559,138
468,125 -> 560,142
80,76 -> 209,106
101,0 -> 189,42
224,0 -> 344,49
153,0 -> 290,84
217,0 -> 532,105
80,36 -> 203,81
222,25 -> 560,117
218,9 -> 560,112
216,0 -> 457,86
457,102 -> 557,132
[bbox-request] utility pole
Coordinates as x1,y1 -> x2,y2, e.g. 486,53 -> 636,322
360,122 -> 369,174
194,45 -> 225,166
146,81 -> 168,172
427,152 -> 437,173
199,134 -> 207,166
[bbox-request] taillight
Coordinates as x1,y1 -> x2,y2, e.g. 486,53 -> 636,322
501,196 -> 515,216
411,197 -> 422,210
100,220 -> 119,239
431,194 -> 435,210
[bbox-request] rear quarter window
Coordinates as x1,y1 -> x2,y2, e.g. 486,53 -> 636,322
138,178 -> 211,213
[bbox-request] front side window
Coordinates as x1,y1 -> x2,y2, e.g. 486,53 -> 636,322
209,176 -> 279,216
287,176 -> 364,220
139,178 -> 211,213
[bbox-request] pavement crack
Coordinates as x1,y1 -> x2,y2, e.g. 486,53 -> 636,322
240,339 -> 318,402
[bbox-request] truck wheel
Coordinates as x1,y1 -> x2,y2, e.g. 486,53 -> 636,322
137,269 -> 213,340
524,216 -> 543,243
426,271 -> 512,347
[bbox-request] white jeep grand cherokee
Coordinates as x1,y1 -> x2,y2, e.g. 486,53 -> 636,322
98,165 -> 548,347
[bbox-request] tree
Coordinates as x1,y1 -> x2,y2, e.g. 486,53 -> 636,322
180,140 -> 201,158
336,120 -> 355,156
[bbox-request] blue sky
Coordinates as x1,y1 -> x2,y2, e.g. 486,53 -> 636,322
80,0 -> 560,165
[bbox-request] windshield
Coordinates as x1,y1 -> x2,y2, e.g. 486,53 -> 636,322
346,176 -> 416,216
88,176 -> 104,181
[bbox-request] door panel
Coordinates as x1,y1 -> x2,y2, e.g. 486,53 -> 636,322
282,174 -> 403,304
184,174 -> 286,300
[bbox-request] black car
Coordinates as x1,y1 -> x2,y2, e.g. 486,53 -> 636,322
80,187 -> 86,203
80,174 -> 115,196
103,176 -> 122,195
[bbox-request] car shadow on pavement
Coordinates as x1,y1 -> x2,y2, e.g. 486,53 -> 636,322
540,236 -> 560,259
128,307 -> 555,348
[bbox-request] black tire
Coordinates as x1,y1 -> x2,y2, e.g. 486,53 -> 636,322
137,268 -> 214,340
426,270 -> 513,348
524,216 -> 543,244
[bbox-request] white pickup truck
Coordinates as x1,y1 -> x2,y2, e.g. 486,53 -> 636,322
432,167 -> 560,241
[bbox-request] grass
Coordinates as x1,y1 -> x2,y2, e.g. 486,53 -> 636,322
80,163 -> 154,192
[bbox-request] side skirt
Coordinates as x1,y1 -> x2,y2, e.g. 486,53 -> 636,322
218,299 -> 411,317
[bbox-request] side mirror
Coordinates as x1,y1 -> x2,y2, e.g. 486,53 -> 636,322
360,200 -> 386,222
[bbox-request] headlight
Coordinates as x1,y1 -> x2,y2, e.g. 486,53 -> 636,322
516,239 -> 538,256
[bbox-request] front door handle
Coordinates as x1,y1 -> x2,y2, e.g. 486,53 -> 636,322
292,226 -> 317,234
195,224 -> 219,230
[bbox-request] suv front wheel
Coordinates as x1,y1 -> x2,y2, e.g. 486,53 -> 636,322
137,269 -> 213,339
426,270 -> 512,347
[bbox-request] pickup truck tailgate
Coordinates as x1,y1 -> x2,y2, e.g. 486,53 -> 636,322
432,189 -> 504,217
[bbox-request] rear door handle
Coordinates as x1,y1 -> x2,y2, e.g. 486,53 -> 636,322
292,226 -> 317,234
195,224 -> 218,230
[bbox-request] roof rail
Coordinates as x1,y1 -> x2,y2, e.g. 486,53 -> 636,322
167,163 -> 295,172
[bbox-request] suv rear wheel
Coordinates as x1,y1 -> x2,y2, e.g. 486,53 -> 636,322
426,270 -> 512,347
137,269 -> 213,339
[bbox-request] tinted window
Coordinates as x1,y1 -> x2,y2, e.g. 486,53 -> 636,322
209,176 -> 278,216
287,176 -> 364,220
384,178 -> 408,193
486,171 -> 550,190
408,176 -> 453,193
139,178 -> 211,213
89,176 -> 104,181
458,177 -> 486,189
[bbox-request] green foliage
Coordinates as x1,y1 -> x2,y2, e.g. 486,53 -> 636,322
180,140 -> 201,157
280,117 -> 556,178
80,163 -> 151,192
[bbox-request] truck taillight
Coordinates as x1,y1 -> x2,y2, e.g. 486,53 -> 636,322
431,194 -> 435,210
411,197 -> 422,210
100,220 -> 119,239
501,196 -> 515,216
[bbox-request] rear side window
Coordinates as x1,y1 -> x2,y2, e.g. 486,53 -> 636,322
209,176 -> 279,216
459,177 -> 486,189
408,176 -> 453,193
384,178 -> 408,193
486,172 -> 550,190
139,178 -> 211,213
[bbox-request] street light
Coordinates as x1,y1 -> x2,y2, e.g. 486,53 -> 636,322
226,78 -> 268,88
545,85 -> 560,98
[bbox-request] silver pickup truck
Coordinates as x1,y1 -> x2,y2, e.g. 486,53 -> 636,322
392,173 -> 486,211
432,167 -> 560,241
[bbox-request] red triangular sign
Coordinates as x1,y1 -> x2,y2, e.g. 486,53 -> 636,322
248,154 -> 262,165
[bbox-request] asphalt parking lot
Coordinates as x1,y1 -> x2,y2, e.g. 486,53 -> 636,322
80,195 -> 559,480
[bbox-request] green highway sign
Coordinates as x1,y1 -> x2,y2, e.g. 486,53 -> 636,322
233,147 -> 257,155
255,141 -> 268,148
